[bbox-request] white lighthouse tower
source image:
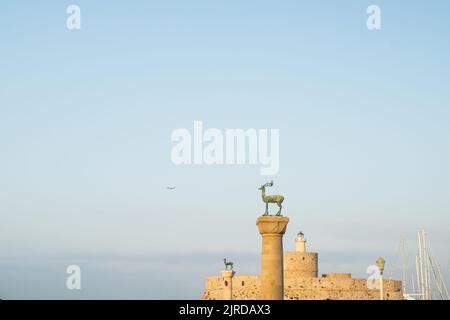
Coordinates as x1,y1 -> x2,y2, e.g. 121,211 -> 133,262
295,231 -> 306,252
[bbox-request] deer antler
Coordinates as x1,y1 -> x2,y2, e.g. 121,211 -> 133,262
263,180 -> 273,188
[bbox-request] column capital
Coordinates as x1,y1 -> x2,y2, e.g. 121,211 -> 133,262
221,270 -> 235,278
256,216 -> 289,235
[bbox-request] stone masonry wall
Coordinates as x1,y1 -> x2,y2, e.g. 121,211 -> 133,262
284,251 -> 318,278
201,274 -> 402,300
201,251 -> 403,300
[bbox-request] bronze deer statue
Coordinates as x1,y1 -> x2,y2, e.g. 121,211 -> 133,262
258,180 -> 284,216
223,258 -> 234,270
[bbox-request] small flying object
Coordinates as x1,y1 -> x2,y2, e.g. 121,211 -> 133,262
167,186 -> 176,190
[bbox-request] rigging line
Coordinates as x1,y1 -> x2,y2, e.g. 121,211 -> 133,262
388,237 -> 403,280
428,255 -> 445,300
434,256 -> 450,300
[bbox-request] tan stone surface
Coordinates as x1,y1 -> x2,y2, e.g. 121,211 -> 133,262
256,215 -> 289,300
284,252 -> 318,278
200,215 -> 404,300
201,250 -> 404,300
201,274 -> 403,300
220,269 -> 235,300
201,275 -> 260,300
322,273 -> 352,279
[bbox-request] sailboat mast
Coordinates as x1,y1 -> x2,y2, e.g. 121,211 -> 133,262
422,230 -> 431,300
400,237 -> 407,293
415,255 -> 420,297
418,231 -> 425,300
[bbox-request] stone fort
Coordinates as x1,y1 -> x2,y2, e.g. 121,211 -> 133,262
201,217 -> 403,300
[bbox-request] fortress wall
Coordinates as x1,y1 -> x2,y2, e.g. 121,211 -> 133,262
201,275 -> 259,300
322,273 -> 351,279
284,252 -> 318,278
286,277 -> 402,291
202,275 -> 403,300
201,238 -> 403,300
285,277 -> 403,299
285,286 -> 403,300
232,276 -> 261,300
203,276 -> 226,290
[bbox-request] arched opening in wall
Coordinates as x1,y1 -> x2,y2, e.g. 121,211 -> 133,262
224,281 -> 228,286
241,281 -> 245,286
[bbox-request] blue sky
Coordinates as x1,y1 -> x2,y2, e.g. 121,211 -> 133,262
0,1 -> 449,299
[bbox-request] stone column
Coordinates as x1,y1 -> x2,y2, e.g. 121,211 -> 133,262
221,269 -> 235,300
256,215 -> 289,300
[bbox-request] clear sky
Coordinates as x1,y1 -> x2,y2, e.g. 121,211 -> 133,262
1,1 -> 449,299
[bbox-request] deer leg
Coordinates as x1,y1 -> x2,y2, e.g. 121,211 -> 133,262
276,203 -> 282,216
264,203 -> 268,215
